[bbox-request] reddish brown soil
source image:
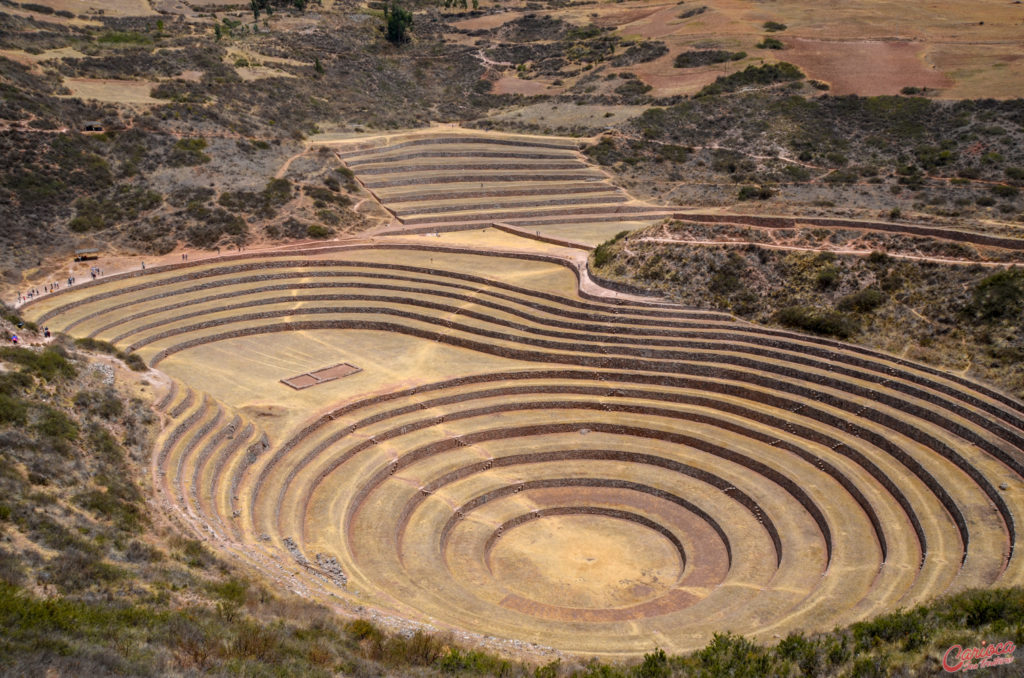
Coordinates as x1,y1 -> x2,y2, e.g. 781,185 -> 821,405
782,38 -> 952,95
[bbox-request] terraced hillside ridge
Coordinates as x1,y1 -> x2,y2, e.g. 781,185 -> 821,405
327,129 -> 675,234
19,243 -> 1024,657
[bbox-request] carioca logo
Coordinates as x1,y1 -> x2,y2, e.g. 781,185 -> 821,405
942,640 -> 1016,672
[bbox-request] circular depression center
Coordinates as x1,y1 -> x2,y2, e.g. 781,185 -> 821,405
487,510 -> 685,610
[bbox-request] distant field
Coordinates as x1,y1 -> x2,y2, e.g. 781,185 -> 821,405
457,0 -> 1024,98
7,0 -> 155,17
61,77 -> 160,104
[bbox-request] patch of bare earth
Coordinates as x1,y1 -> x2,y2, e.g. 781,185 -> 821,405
491,75 -> 558,95
620,52 -> 724,97
235,66 -> 296,81
784,38 -> 951,95
61,78 -> 160,105
452,10 -> 525,31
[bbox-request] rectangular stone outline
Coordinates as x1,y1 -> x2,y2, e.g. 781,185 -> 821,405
281,362 -> 361,390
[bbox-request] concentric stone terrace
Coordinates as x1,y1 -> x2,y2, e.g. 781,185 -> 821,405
330,129 -> 674,232
21,244 -> 1024,656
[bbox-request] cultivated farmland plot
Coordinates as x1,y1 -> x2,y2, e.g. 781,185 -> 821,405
21,238 -> 1024,657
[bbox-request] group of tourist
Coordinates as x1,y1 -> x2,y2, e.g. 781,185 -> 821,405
16,265 -> 106,306
18,287 -> 46,302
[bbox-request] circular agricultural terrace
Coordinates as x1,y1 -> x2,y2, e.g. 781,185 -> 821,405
21,242 -> 1024,656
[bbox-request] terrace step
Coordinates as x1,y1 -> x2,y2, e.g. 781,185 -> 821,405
399,204 -> 674,226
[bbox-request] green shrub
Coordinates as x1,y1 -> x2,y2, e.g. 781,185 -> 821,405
346,618 -> 383,642
173,537 -> 214,568
696,633 -> 772,677
824,151 -> 847,166
74,389 -> 124,420
783,164 -> 811,181
88,428 -> 125,466
382,629 -> 445,666
756,37 -> 784,50
175,138 -> 207,152
0,548 -> 24,587
709,252 -> 747,295
383,2 -> 413,44
302,185 -> 350,207
737,185 -> 774,200
673,50 -> 745,68
698,62 -> 804,96
824,169 -> 858,183
263,178 -> 292,205
122,353 -> 146,371
615,79 -> 653,99
34,407 -> 78,440
991,184 -> 1020,198
230,622 -> 283,661
776,632 -> 814,666
307,224 -> 332,239
209,577 -> 248,605
0,394 -> 28,427
763,21 -> 787,31
609,41 -> 668,67
75,489 -> 144,532
968,267 -> 1024,320
438,647 -> 513,674
938,587 -> 1024,627
70,187 -> 162,233
915,144 -> 955,170
0,347 -> 76,380
592,230 -> 630,268
21,3 -> 55,13
584,137 -> 621,165
636,648 -> 670,678
74,338 -> 118,355
816,265 -> 840,289
125,540 -> 163,563
97,31 -> 152,45
47,549 -> 125,592
169,138 -> 211,166
656,144 -> 688,162
837,288 -> 886,312
775,306 -> 858,338
852,607 -> 928,652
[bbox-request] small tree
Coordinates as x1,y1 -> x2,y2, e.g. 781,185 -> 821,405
314,57 -> 324,74
383,3 -> 413,44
